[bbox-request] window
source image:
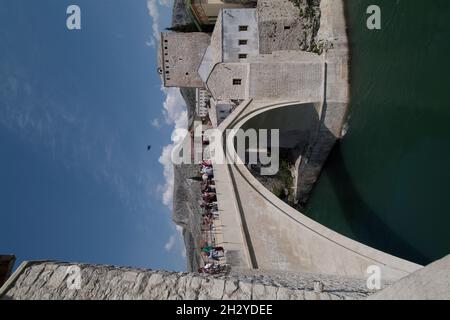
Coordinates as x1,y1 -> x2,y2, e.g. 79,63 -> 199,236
239,39 -> 248,45
239,25 -> 248,32
238,53 -> 248,59
233,79 -> 242,85
284,26 -> 291,30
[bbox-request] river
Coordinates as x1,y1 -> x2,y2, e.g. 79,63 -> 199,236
305,0 -> 450,265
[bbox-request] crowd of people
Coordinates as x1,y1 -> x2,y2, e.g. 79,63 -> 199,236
197,137 -> 229,275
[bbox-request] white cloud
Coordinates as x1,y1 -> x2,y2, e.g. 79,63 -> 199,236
164,234 -> 176,252
176,226 -> 186,258
157,87 -> 188,208
146,0 -> 172,47
164,226 -> 185,256
151,118 -> 161,128
146,1 -> 189,210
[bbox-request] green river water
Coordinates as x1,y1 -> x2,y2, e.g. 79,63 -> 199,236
305,0 -> 450,265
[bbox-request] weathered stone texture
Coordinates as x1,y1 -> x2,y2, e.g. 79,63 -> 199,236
159,32 -> 210,88
207,63 -> 248,100
248,62 -> 323,100
258,0 -> 321,54
0,261 -> 376,300
369,255 -> 450,300
222,9 -> 259,62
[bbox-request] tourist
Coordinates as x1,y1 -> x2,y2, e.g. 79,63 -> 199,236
202,192 -> 217,202
208,249 -> 223,261
201,246 -> 224,254
202,185 -> 216,193
200,202 -> 218,211
202,160 -> 212,167
202,173 -> 214,182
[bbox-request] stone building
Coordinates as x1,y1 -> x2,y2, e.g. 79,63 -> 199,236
209,98 -> 235,126
187,0 -> 256,27
257,0 -> 321,54
197,8 -> 326,105
161,0 -> 350,211
195,88 -> 210,118
158,32 -> 210,88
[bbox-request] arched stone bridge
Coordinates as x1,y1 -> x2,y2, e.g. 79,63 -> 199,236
211,98 -> 422,282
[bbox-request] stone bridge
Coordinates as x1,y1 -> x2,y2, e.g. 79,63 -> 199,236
201,0 -> 422,283
210,98 -> 422,282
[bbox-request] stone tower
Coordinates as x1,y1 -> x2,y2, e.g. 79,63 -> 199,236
158,32 -> 211,88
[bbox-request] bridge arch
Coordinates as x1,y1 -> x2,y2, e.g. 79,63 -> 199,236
212,99 -> 422,281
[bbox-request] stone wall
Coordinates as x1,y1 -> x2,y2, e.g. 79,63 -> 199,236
248,61 -> 323,100
3,258 -> 449,300
160,32 -> 210,88
0,261 -> 377,300
257,0 -> 321,54
207,63 -> 249,100
222,9 -> 259,62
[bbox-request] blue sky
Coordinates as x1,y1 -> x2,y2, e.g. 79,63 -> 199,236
0,0 -> 188,271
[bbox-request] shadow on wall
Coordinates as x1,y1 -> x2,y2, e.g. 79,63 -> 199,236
316,145 -> 429,265
241,103 -> 320,150
240,103 -> 338,205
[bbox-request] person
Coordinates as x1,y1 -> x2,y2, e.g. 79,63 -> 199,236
198,263 -> 229,275
209,210 -> 220,218
202,185 -> 216,193
202,173 -> 214,182
202,216 -> 214,228
201,166 -> 214,176
204,179 -> 215,186
200,202 -> 218,211
200,251 -> 210,263
198,263 -> 219,274
203,211 -> 219,220
202,192 -> 217,203
198,263 -> 213,274
202,160 -> 212,167
208,249 -> 223,261
201,246 -> 224,254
